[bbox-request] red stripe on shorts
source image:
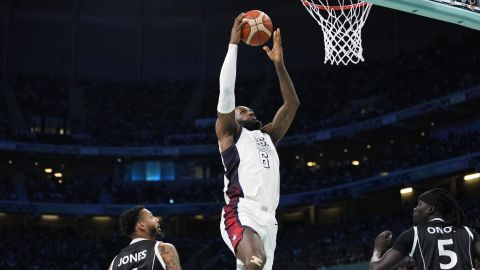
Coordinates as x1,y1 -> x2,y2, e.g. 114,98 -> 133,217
223,198 -> 244,250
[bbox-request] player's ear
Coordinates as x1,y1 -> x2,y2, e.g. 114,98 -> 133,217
427,205 -> 435,215
136,221 -> 146,232
234,107 -> 241,118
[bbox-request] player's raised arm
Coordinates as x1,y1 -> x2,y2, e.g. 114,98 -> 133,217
261,28 -> 300,144
369,231 -> 406,270
216,13 -> 246,152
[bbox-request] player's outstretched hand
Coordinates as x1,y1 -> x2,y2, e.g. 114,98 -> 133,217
263,28 -> 284,65
374,230 -> 393,253
230,13 -> 247,44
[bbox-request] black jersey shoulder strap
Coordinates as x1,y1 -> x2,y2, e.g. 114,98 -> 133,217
153,241 -> 166,270
463,226 -> 475,270
409,226 -> 419,257
412,226 -> 428,270
108,255 -> 117,270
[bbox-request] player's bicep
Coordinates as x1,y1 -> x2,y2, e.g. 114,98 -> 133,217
215,111 -> 237,138
159,243 -> 182,270
370,248 -> 406,270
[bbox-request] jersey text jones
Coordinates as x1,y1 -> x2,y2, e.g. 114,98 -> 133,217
117,250 -> 147,267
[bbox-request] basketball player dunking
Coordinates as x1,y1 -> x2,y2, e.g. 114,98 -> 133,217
109,206 -> 182,270
369,188 -> 480,270
216,13 -> 300,270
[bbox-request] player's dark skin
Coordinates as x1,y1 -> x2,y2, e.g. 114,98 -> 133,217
369,199 -> 480,270
215,13 -> 300,270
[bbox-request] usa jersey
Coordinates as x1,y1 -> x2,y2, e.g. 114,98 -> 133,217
392,218 -> 479,270
110,239 -> 165,270
220,128 -> 280,211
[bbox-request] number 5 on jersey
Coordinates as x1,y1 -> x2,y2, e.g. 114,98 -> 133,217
438,239 -> 457,269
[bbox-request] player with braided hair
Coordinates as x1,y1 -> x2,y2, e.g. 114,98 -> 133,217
417,188 -> 468,228
369,188 -> 480,270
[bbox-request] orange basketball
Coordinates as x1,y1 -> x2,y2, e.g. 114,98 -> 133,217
241,10 -> 273,46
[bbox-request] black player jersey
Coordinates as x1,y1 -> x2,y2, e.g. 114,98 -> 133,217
392,218 -> 479,270
110,239 -> 165,270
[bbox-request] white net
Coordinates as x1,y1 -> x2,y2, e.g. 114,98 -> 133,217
301,0 -> 372,65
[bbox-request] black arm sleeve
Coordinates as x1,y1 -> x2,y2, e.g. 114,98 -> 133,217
392,228 -> 415,256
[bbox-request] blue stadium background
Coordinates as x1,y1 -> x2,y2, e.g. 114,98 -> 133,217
0,0 -> 479,269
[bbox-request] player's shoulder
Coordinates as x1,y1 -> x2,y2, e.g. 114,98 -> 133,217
395,226 -> 416,243
260,123 -> 272,136
460,225 -> 478,239
159,242 -> 172,248
399,227 -> 415,238
392,227 -> 416,256
158,242 -> 177,253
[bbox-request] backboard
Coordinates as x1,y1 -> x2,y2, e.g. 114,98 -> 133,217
364,0 -> 480,30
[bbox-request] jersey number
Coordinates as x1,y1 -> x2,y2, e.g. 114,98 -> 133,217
258,151 -> 270,168
437,239 -> 457,269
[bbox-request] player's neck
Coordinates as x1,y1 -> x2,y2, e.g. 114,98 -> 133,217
131,233 -> 154,241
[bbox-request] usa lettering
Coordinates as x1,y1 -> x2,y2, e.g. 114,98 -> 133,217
256,137 -> 269,148
427,226 -> 453,234
117,250 -> 147,266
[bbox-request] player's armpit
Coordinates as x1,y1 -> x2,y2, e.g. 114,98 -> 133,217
159,243 -> 182,270
369,248 -> 405,270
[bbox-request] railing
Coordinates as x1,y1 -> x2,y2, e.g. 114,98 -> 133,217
0,140 -> 218,157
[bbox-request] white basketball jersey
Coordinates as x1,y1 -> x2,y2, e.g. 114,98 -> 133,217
220,127 -> 280,211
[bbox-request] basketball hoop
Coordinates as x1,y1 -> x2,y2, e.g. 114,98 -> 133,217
301,0 -> 372,65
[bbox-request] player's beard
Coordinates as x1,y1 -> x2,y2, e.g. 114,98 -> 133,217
149,223 -> 162,238
238,119 -> 262,131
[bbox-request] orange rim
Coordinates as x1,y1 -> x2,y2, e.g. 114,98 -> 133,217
302,0 -> 370,10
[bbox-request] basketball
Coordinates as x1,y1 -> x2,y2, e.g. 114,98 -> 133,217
241,10 -> 273,46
